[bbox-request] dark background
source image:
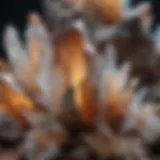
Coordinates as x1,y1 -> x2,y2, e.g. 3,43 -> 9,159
0,0 -> 160,59
0,0 -> 42,59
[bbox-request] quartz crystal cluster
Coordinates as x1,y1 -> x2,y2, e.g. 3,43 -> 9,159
0,0 -> 160,159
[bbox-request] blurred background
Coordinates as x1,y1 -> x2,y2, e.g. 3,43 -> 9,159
0,0 -> 159,59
